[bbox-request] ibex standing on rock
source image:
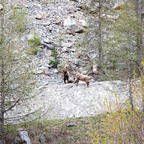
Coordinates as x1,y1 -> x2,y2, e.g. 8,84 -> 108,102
63,64 -> 70,84
74,72 -> 92,87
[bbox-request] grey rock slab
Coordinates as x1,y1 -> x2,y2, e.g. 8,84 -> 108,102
19,129 -> 31,144
5,80 -> 129,124
30,82 -> 127,117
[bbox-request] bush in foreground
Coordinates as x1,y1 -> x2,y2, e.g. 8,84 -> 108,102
89,71 -> 144,144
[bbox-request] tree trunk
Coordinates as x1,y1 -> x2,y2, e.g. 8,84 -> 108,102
138,0 -> 143,71
0,57 -> 5,144
138,0 -> 144,112
98,0 -> 102,66
0,93 -> 5,144
128,61 -> 133,110
0,2 -> 5,142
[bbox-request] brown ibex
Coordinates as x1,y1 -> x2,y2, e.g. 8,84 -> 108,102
63,64 -> 70,84
74,72 -> 92,87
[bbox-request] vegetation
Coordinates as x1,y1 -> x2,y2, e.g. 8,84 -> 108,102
28,30 -> 41,55
78,0 -> 144,81
0,0 -> 144,143
0,0 -> 35,143
89,69 -> 144,144
50,47 -> 60,68
5,116 -> 102,144
11,8 -> 28,33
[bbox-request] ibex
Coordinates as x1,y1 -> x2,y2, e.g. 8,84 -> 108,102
63,64 -> 70,84
74,72 -> 92,87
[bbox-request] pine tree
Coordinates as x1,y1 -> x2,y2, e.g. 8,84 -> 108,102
50,47 -> 60,68
106,0 -> 144,109
77,0 -> 114,79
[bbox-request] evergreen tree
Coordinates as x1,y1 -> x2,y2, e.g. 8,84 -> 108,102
50,47 -> 60,68
77,0 -> 114,79
106,0 -> 144,109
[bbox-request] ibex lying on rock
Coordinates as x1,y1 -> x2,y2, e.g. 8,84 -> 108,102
74,72 -> 92,87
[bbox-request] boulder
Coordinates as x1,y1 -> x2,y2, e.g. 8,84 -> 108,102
68,77 -> 75,83
35,11 -> 46,20
39,134 -> 46,144
18,128 -> 31,144
69,24 -> 84,33
61,42 -> 74,48
79,19 -> 88,28
66,121 -> 78,127
37,70 -> 44,75
64,17 -> 85,33
41,43 -> 53,50
47,50 -> 52,56
61,47 -> 69,53
92,64 -> 99,75
33,3 -> 42,9
107,15 -> 119,20
53,68 -> 59,74
0,4 -> 3,10
113,0 -> 127,10
43,21 -> 51,26
75,53 -> 82,58
74,58 -> 80,66
43,38 -> 54,44
53,16 -> 61,25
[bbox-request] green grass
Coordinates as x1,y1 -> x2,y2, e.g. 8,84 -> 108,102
5,108 -> 143,144
5,115 -> 103,144
28,36 -> 41,47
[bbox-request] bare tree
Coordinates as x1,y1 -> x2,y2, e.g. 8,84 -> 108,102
0,0 -> 35,143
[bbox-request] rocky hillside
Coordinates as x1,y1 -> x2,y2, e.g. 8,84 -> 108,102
5,0 -> 131,123
25,0 -> 100,87
24,0 -> 126,87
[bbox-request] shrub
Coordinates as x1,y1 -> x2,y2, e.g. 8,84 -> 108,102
89,68 -> 144,143
50,47 -> 60,68
13,9 -> 28,33
28,32 -> 41,47
28,31 -> 41,55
